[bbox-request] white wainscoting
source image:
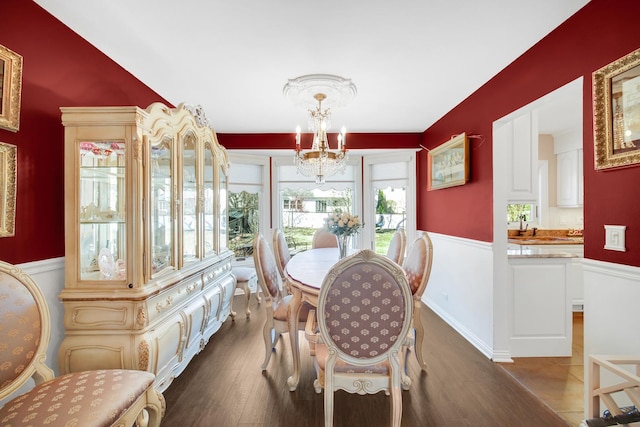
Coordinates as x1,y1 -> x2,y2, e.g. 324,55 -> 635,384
0,257 -> 65,408
18,257 -> 66,375
424,232 -> 495,359
583,259 -> 640,416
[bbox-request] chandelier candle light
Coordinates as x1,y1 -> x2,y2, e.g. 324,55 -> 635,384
284,74 -> 356,185
294,93 -> 348,185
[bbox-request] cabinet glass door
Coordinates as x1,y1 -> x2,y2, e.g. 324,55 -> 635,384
219,167 -> 228,252
151,135 -> 173,275
78,141 -> 126,281
182,134 -> 197,264
203,142 -> 216,256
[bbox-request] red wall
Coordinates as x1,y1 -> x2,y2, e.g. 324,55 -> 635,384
0,0 -> 170,264
421,0 -> 640,267
3,0 -> 639,268
218,132 -> 422,150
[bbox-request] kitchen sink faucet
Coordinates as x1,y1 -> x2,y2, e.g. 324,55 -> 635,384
518,215 -> 528,236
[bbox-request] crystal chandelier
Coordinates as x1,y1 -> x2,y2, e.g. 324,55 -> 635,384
284,74 -> 356,185
294,93 -> 348,185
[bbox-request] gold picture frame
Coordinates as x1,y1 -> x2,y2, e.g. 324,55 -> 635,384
593,47 -> 640,170
0,44 -> 23,132
0,142 -> 17,237
428,132 -> 470,190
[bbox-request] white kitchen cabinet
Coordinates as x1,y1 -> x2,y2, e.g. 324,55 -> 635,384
507,111 -> 539,202
557,148 -> 583,207
508,257 -> 573,357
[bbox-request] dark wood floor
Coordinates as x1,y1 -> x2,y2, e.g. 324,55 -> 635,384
162,295 -> 570,426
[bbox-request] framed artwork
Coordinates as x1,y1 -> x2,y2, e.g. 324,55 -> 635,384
0,44 -> 23,132
593,47 -> 640,170
0,141 -> 17,237
428,132 -> 470,190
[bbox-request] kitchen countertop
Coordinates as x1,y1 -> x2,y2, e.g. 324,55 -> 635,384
507,237 -> 584,245
507,229 -> 584,258
505,230 -> 585,258
507,246 -> 580,258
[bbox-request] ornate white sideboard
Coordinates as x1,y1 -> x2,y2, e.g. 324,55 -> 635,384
58,103 -> 234,392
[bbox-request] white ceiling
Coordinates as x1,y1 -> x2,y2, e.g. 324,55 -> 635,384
34,0 -> 589,134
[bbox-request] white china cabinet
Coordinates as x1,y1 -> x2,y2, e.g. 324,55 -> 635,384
58,103 -> 234,392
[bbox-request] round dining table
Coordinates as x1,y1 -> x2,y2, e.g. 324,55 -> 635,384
284,247 -> 343,391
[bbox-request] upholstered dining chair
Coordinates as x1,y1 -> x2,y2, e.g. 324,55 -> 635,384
402,232 -> 434,373
0,260 -> 164,427
304,250 -> 413,427
311,228 -> 338,248
272,228 -> 292,295
253,233 -> 311,370
386,227 -> 407,265
273,228 -> 291,279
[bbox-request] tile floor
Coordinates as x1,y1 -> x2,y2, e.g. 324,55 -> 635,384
499,312 -> 585,426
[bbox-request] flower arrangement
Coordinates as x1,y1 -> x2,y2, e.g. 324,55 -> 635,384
324,210 -> 362,236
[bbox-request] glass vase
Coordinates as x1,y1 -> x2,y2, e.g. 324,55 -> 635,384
337,234 -> 350,259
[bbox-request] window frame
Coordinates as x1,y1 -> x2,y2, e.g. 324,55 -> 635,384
363,151 -> 418,250
227,152 -> 270,259
272,154 -> 362,247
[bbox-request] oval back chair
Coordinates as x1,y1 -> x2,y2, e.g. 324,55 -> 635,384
305,250 -> 413,427
253,233 -> 310,370
272,228 -> 291,279
386,227 -> 407,265
311,228 -> 338,248
402,232 -> 434,371
0,260 -> 164,426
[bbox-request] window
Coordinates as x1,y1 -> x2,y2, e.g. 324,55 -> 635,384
283,199 -> 303,211
228,190 -> 259,256
227,153 -> 269,258
373,187 -> 407,254
364,153 -> 416,255
274,159 -> 360,252
507,203 -> 536,228
315,199 -> 328,213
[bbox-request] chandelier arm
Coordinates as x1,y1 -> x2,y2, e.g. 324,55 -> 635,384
286,76 -> 354,185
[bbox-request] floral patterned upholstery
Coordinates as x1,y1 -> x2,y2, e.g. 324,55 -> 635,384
324,262 -> 405,358
305,250 -> 412,427
253,233 -> 311,371
272,228 -> 291,279
0,272 -> 42,391
401,232 -> 434,372
385,227 -> 406,265
0,370 -> 156,427
254,234 -> 282,299
0,261 -> 164,427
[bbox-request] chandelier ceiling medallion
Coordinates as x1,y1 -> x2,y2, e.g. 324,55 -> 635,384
283,74 -> 357,185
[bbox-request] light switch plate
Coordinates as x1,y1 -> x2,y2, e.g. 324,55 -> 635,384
604,225 -> 626,252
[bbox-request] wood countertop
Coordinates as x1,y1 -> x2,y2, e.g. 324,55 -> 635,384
507,229 -> 583,246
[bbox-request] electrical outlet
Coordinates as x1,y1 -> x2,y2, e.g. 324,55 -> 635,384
604,225 -> 626,252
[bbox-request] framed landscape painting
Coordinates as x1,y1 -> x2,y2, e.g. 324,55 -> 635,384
593,47 -> 640,170
428,132 -> 470,190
